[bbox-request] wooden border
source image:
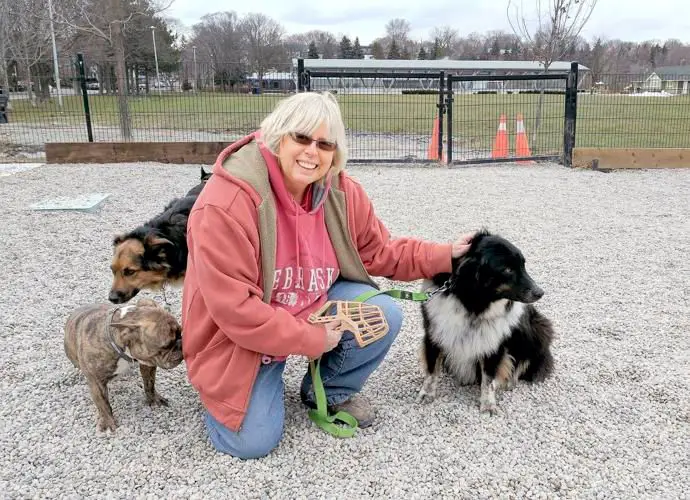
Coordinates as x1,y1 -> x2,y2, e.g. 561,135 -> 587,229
45,142 -> 228,164
573,148 -> 690,170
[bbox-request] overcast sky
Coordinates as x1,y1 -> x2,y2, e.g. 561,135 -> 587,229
166,0 -> 690,45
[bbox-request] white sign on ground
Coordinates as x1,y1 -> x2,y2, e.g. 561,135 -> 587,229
0,163 -> 44,177
29,193 -> 111,211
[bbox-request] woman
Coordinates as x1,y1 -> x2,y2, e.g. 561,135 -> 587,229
181,91 -> 473,459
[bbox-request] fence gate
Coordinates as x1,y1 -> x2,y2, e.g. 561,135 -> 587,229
298,61 -> 578,167
299,66 -> 446,163
444,63 -> 579,167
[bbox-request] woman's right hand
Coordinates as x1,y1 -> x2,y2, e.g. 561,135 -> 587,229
323,321 -> 345,353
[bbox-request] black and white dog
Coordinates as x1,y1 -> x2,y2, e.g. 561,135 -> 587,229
417,229 -> 555,414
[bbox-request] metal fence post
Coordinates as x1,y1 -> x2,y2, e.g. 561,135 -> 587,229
437,71 -> 445,161
76,53 -> 94,142
297,58 -> 305,92
445,74 -> 454,164
563,61 -> 579,167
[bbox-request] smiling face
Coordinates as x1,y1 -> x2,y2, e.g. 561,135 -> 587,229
277,123 -> 336,202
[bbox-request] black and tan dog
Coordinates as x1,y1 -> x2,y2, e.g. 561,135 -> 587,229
64,298 -> 184,431
108,168 -> 212,304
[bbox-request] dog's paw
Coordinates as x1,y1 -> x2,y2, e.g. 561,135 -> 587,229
479,401 -> 498,416
97,416 -> 117,432
146,393 -> 169,407
416,388 -> 436,404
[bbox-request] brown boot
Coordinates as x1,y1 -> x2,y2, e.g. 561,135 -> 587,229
329,395 -> 375,428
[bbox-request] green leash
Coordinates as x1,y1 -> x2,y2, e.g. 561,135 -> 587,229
307,284 -> 448,438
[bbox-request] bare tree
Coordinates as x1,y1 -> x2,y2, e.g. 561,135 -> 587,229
6,0 -> 54,105
507,0 -> 598,145
429,26 -> 459,58
240,13 -> 286,86
0,0 -> 11,96
385,18 -> 411,45
190,12 -> 246,91
55,0 -> 173,139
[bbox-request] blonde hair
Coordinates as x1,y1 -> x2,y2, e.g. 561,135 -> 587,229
259,91 -> 348,175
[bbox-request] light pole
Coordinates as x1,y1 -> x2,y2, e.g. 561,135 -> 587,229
150,25 -> 161,96
192,45 -> 197,93
47,0 -> 62,107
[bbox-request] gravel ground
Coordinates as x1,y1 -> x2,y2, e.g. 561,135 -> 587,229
0,161 -> 688,499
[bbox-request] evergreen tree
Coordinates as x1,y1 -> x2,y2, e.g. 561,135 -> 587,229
491,38 -> 501,58
387,39 -> 401,59
307,41 -> 319,59
352,37 -> 364,59
307,40 -> 319,59
431,38 -> 440,59
417,46 -> 427,60
339,36 -> 353,59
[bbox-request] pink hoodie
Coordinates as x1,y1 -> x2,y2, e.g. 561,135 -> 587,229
260,143 -> 339,361
182,133 -> 453,431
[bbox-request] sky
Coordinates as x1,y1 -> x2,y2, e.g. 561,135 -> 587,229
165,0 -> 690,45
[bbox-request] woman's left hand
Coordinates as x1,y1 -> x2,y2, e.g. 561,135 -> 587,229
451,232 -> 475,258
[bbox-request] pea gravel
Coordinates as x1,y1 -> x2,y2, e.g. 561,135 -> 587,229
0,161 -> 688,499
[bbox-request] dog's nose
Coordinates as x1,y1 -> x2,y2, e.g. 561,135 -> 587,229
531,286 -> 544,300
109,290 -> 125,303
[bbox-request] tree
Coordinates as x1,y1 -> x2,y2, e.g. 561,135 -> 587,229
387,39 -> 401,59
490,38 -> 501,58
352,37 -> 364,59
0,0 -> 12,96
190,12 -> 246,92
370,40 -> 385,59
307,41 -> 319,58
55,0 -> 174,139
240,13 -> 286,86
417,46 -> 427,60
385,18 -> 411,45
507,0 -> 598,146
339,36 -> 353,59
4,0 -> 53,105
430,38 -> 440,59
429,26 -> 458,58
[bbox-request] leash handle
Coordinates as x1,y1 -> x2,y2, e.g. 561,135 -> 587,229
307,285 -> 439,438
308,359 -> 358,438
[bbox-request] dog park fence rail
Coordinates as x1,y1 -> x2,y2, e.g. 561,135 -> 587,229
1,55 -> 689,168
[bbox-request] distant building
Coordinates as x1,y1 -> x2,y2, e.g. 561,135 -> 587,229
632,66 -> 690,95
294,59 -> 589,93
247,71 -> 296,93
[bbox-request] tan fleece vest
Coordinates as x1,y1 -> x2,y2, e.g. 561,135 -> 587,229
221,141 -> 377,303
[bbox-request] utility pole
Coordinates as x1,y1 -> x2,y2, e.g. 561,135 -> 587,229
47,0 -> 62,107
192,45 -> 197,93
150,25 -> 161,96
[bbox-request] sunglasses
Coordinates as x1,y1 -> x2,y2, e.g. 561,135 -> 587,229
289,132 -> 337,152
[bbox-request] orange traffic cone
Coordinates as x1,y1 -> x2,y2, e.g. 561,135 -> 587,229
427,117 -> 448,162
491,114 -> 508,158
515,113 -> 534,164
427,117 -> 440,160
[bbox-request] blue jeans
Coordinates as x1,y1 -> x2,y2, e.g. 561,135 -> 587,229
203,279 -> 403,459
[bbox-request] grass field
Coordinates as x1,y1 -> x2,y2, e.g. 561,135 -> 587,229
6,92 -> 690,151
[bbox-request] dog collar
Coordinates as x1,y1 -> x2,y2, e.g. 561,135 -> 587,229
106,307 -> 137,364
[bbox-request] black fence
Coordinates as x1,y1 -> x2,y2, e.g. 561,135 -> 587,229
1,54 -> 689,164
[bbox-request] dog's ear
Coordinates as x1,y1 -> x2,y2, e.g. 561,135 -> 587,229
113,234 -> 127,246
143,234 -> 174,269
145,235 -> 174,251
